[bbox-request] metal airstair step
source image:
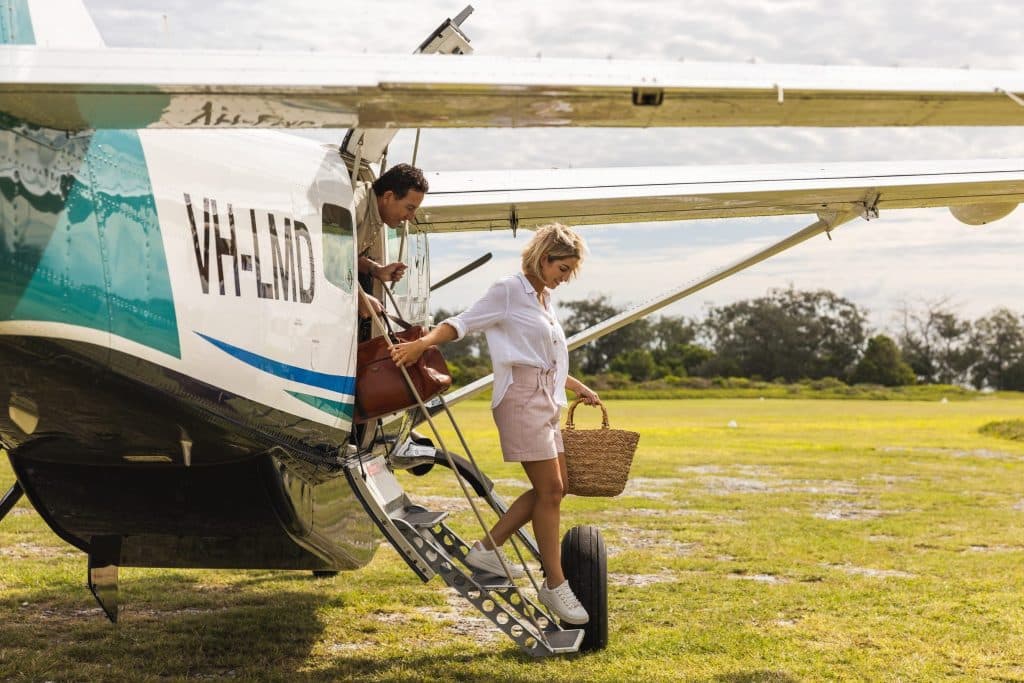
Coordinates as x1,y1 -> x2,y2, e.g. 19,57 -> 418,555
344,451 -> 584,657
394,509 -> 448,528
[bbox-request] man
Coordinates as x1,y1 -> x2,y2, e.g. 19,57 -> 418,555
354,163 -> 429,318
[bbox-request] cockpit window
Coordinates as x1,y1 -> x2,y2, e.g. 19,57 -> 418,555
322,203 -> 354,293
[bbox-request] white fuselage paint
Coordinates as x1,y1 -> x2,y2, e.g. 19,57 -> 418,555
141,129 -> 359,430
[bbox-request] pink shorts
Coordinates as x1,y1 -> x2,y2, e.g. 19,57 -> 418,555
492,366 -> 564,462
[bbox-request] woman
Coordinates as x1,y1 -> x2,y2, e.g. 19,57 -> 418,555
390,223 -> 599,625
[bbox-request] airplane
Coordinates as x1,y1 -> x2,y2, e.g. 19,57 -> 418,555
1,0 -> 1023,658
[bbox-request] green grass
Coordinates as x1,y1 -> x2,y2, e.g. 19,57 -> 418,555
980,419 -> 1024,442
3,397 -> 1024,681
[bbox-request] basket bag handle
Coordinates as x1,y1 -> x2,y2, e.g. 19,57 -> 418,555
564,398 -> 610,430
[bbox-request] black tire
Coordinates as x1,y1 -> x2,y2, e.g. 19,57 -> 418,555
312,570 -> 339,578
561,525 -> 608,652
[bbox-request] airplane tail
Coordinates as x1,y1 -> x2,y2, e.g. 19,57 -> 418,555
0,0 -> 105,47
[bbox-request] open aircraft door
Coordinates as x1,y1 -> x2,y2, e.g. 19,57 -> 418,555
340,6 -> 474,169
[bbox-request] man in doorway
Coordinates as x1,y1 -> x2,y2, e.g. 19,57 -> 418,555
354,163 -> 429,318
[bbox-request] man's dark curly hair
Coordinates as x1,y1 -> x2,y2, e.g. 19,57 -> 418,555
372,163 -> 429,199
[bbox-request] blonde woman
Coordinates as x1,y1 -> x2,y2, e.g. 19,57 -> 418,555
390,223 -> 599,624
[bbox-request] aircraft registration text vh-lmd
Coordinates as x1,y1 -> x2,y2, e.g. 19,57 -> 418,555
185,193 -> 317,304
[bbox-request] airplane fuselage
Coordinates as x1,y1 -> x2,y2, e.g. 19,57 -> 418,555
0,118 -> 428,570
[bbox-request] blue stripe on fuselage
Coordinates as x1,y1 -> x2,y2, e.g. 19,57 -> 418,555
196,332 -> 356,395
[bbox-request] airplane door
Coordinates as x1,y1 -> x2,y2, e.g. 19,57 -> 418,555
385,223 -> 430,325
340,7 -> 474,167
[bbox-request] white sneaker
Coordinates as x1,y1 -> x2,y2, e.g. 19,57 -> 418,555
464,541 -> 526,579
538,580 -> 589,624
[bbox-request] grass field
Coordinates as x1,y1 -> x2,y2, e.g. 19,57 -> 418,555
3,397 -> 1024,681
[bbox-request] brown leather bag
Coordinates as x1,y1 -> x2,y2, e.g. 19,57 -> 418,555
354,290 -> 452,423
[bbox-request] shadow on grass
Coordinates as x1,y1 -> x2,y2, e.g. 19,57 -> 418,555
0,574 -> 332,680
714,672 -> 799,683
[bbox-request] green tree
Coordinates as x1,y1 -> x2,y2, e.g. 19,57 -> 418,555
970,308 -> 1024,390
703,287 -> 867,381
897,299 -> 977,384
610,348 -> 658,381
851,335 -> 916,386
562,296 -> 651,375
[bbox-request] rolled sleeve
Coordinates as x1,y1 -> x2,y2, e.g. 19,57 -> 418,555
446,279 -> 509,339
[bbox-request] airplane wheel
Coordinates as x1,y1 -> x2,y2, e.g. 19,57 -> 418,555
312,570 -> 339,578
561,525 -> 608,652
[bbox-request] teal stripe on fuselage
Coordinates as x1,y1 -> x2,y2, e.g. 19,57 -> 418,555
287,391 -> 355,421
0,0 -> 36,44
5,126 -> 180,358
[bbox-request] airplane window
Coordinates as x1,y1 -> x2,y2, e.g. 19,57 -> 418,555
322,203 -> 354,293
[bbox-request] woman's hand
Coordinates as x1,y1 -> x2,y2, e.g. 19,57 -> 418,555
574,383 -> 600,406
390,339 -> 425,367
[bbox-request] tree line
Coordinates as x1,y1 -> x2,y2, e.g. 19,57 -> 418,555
433,287 -> 1024,390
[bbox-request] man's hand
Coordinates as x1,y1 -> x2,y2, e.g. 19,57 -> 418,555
358,294 -> 384,318
375,262 -> 407,283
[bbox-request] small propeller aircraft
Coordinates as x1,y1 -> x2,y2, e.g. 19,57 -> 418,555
1,0 -> 1023,657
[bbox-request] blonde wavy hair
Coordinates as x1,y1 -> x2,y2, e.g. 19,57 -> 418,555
521,223 -> 587,281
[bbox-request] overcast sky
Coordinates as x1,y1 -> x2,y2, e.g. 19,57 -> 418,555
85,0 -> 1024,330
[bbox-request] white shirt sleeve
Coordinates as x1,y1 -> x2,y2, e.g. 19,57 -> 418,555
443,279 -> 510,340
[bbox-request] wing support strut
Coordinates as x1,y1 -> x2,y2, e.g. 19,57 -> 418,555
996,88 -> 1024,108
442,210 -> 859,405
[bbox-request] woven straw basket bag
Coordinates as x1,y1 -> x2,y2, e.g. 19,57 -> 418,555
562,399 -> 640,497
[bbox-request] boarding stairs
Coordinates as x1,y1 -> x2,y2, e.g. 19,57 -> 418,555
344,449 -> 584,657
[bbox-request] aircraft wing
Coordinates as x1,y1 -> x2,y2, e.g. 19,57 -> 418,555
417,159 -> 1024,232
3,48 -> 1024,130
430,158 -> 1024,406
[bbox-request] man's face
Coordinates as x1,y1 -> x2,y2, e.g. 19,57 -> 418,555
378,189 -> 425,227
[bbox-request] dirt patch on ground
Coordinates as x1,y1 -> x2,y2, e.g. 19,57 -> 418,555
813,500 -> 887,521
699,474 -> 860,496
677,465 -> 726,475
699,476 -> 774,494
879,446 -> 1023,462
824,563 -> 914,579
604,525 -> 696,557
609,570 -> 677,587
389,590 -> 504,644
413,495 -> 473,512
0,541 -> 77,559
620,477 -> 690,500
964,544 -> 1024,553
728,572 -> 789,584
863,474 -> 918,486
125,606 -> 232,619
490,478 -> 530,491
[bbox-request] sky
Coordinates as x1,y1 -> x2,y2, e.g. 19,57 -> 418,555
84,0 -> 1024,331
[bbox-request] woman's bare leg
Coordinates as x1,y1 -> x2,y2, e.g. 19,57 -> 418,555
480,489 -> 535,550
521,457 -> 566,586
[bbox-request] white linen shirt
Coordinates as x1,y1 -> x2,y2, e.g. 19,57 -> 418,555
443,273 -> 569,408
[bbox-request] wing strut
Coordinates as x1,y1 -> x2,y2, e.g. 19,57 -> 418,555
441,210 -> 859,406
